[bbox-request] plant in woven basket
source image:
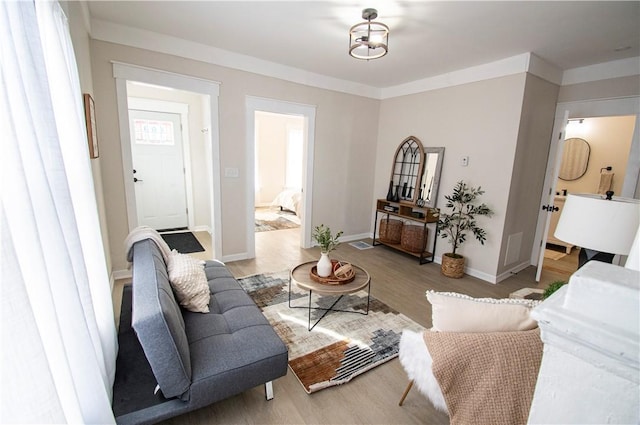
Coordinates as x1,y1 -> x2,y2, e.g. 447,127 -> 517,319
437,181 -> 493,277
312,224 -> 343,253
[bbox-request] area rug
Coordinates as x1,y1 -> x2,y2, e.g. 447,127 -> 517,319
237,270 -> 424,394
160,231 -> 205,253
255,207 -> 300,232
544,248 -> 566,261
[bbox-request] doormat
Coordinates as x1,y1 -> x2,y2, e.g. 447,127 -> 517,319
237,270 -> 424,394
349,241 -> 374,250
160,231 -> 205,253
544,249 -> 566,261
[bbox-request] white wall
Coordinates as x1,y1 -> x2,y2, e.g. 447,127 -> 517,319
376,75 -> 530,280
254,111 -> 303,206
62,1 -> 114,284
89,40 -> 379,272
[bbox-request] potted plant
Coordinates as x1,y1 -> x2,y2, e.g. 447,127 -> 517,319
437,181 -> 493,278
312,224 -> 343,277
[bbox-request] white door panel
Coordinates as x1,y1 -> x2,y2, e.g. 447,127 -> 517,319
130,109 -> 188,230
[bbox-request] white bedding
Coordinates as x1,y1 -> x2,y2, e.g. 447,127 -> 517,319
271,189 -> 301,216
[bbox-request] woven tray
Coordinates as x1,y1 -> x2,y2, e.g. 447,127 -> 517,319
310,262 -> 356,285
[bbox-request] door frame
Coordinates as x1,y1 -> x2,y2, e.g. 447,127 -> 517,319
532,96 -> 640,279
128,98 -> 194,228
113,62 -> 222,259
245,96 -> 316,258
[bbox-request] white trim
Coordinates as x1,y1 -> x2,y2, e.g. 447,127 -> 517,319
94,20 -> 636,100
127,97 -> 195,229
112,269 -> 132,281
381,53 -> 563,99
245,96 -> 316,261
111,61 -> 222,260
95,21 -> 380,99
562,57 -> 640,86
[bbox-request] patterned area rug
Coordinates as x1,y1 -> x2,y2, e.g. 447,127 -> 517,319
238,270 -> 424,394
255,208 -> 300,232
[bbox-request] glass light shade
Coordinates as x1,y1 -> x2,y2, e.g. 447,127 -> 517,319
349,21 -> 389,60
554,194 -> 640,255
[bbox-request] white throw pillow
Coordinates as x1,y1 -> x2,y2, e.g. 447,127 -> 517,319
167,250 -> 210,313
426,290 -> 539,332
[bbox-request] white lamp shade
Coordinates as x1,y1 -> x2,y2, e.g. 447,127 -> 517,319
625,226 -> 640,270
554,194 -> 640,255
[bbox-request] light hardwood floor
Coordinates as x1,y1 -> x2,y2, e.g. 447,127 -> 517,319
115,228 -> 575,425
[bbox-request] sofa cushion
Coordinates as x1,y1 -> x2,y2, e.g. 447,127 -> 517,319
426,290 -> 539,332
132,239 -> 192,400
167,250 -> 210,313
181,260 -> 289,409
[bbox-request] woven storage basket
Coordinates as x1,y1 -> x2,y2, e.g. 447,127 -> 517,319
441,254 -> 465,278
379,219 -> 403,244
400,225 -> 426,253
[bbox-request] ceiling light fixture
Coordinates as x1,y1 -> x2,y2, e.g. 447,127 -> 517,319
349,8 -> 389,60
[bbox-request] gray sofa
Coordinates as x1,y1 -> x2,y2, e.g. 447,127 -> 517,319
113,238 -> 288,424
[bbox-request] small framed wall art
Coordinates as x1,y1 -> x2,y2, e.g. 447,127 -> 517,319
83,93 -> 99,158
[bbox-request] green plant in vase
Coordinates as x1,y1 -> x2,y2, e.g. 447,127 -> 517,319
312,224 -> 343,277
437,180 -> 493,278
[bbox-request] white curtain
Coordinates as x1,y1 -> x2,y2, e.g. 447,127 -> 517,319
1,1 -> 117,423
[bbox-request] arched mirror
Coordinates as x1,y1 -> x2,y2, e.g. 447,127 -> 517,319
558,138 -> 590,181
387,136 -> 424,204
416,147 -> 445,208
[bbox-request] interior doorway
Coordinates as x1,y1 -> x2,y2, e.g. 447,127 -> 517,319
254,111 -> 303,237
533,97 -> 640,283
112,62 -> 222,259
245,96 -> 316,259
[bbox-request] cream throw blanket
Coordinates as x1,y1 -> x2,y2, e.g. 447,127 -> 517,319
423,328 -> 542,425
124,225 -> 172,263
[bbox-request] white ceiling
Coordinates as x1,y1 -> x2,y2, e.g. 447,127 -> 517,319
87,1 -> 640,89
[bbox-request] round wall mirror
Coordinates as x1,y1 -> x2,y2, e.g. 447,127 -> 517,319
558,138 -> 590,181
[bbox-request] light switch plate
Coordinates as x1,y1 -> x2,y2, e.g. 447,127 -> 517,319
224,167 -> 239,178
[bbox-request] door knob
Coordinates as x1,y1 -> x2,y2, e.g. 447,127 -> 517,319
134,177 -> 143,183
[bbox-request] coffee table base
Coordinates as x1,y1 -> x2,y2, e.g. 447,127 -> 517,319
288,279 -> 371,331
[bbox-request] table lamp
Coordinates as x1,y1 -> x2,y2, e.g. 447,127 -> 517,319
554,192 -> 640,268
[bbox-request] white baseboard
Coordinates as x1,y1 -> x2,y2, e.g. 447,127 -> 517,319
495,261 -> 531,283
112,268 -> 132,281
339,233 -> 372,243
221,252 -> 251,263
189,225 -> 211,233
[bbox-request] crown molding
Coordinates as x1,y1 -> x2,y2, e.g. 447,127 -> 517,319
562,57 -> 640,86
91,19 -> 382,99
90,19 -> 635,100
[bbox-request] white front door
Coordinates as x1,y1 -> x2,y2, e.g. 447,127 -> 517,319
129,109 -> 188,230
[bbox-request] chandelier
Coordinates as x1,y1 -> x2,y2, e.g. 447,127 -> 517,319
349,8 -> 389,60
